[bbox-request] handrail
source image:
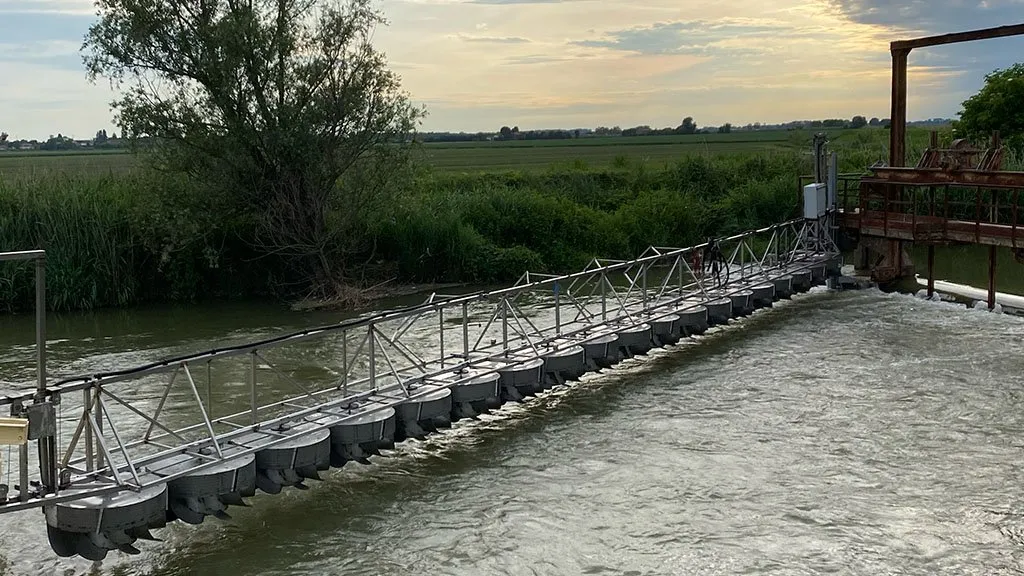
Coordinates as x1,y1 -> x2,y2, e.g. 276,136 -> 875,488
4,218 -> 807,405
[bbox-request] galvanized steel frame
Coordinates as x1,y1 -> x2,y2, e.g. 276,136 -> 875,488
0,217 -> 836,514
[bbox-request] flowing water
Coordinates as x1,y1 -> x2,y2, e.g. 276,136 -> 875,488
1,287 -> 1024,576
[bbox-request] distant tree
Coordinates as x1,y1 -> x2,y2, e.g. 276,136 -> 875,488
40,134 -> 74,151
869,117 -> 881,127
677,117 -> 697,135
499,126 -> 512,139
718,123 -> 732,134
850,116 -> 868,129
0,132 -> 7,143
94,129 -> 108,144
955,63 -> 1024,150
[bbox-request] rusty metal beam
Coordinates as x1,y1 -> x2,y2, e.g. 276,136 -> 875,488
864,168 -> 1024,190
889,48 -> 909,167
891,23 -> 1024,51
839,213 -> 1024,249
887,24 -> 1024,169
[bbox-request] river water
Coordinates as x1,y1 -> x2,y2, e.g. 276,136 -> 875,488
1,286 -> 1024,575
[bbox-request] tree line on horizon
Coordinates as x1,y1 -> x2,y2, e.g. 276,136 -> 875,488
413,115 -> 959,144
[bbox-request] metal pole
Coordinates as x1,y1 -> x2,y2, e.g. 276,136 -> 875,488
677,255 -> 684,294
927,246 -> 935,298
890,48 -> 909,167
438,308 -> 445,368
368,324 -> 376,390
554,282 -> 561,335
18,441 -> 28,502
206,361 -> 212,421
501,299 -> 508,352
641,264 -> 648,313
461,302 -> 469,360
249,351 -> 258,425
83,389 -> 94,473
35,257 -> 46,398
988,245 -> 997,310
341,334 -> 348,397
601,274 -> 607,321
93,388 -> 103,472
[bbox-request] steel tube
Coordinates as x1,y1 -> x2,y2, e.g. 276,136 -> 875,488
988,245 -> 997,310
927,246 -> 936,298
250,351 -> 258,425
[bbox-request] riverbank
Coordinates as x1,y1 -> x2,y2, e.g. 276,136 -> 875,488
0,152 -> 811,313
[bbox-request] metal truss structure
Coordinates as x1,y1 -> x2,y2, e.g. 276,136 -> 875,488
0,214 -> 838,560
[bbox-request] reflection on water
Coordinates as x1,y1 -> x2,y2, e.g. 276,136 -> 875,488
0,287 -> 1023,575
909,244 -> 1024,295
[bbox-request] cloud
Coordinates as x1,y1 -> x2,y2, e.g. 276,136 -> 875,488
454,34 -> 531,43
0,11 -> 93,43
572,19 -> 785,57
503,54 -> 578,65
0,0 -> 94,15
825,0 -> 1024,33
466,0 -> 581,4
826,0 -> 1024,96
0,40 -> 82,70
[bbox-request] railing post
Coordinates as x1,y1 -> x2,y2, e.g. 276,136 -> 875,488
18,442 -> 28,502
988,245 -> 997,310
461,302 -> 469,360
368,323 -> 377,390
249,350 -> 258,425
93,388 -> 103,472
83,389 -> 94,472
677,255 -> 684,295
600,273 -> 607,321
35,257 -> 45,399
438,308 -> 445,368
554,282 -> 561,335
501,299 -> 508,353
641,264 -> 648,313
341,332 -> 348,397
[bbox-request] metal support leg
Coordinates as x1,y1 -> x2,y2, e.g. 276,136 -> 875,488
600,274 -> 607,321
438,309 -> 445,367
462,303 -> 469,360
554,283 -> 561,335
369,324 -> 377,390
988,245 -> 997,310
927,246 -> 935,298
250,351 -> 258,426
501,299 -> 509,353
18,444 -> 28,502
84,389 -> 94,472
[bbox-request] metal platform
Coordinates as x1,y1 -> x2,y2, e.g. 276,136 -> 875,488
0,216 -> 839,560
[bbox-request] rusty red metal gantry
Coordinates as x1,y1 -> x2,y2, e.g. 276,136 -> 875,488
837,23 -> 1024,309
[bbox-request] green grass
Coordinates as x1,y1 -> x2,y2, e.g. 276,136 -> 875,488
0,124 -> 964,312
0,149 -> 139,178
1,127 -> 926,177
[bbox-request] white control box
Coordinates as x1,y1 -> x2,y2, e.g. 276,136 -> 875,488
803,183 -> 827,220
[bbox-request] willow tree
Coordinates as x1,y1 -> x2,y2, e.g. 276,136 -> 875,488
83,0 -> 422,297
956,63 -> 1024,152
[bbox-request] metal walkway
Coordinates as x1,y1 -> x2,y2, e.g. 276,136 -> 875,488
0,215 -> 839,561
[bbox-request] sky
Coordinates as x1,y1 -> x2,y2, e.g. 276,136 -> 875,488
1,0 -> 1023,139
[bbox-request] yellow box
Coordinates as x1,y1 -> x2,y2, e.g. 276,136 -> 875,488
0,418 -> 29,445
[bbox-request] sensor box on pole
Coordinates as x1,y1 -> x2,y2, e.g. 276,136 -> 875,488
803,183 -> 827,220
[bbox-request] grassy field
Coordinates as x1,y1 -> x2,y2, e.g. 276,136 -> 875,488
0,124 -> 953,312
0,127 -> 926,178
